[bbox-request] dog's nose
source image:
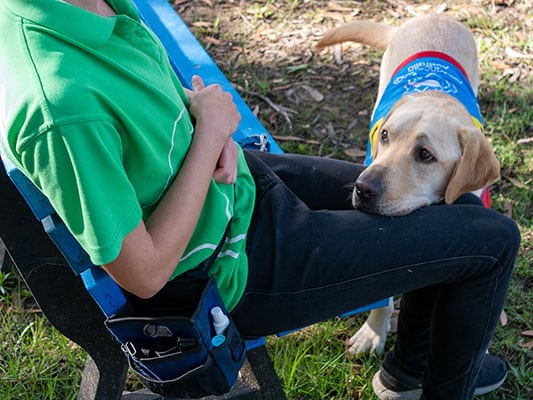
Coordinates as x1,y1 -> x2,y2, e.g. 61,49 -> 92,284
355,174 -> 383,201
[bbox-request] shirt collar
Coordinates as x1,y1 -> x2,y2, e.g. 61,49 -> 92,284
1,0 -> 141,48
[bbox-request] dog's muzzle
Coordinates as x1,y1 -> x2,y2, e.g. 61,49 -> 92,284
353,168 -> 385,212
355,175 -> 382,201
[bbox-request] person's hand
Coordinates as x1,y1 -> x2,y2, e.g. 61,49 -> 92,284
187,76 -> 241,149
213,138 -> 239,184
102,78 -> 242,299
186,76 -> 241,184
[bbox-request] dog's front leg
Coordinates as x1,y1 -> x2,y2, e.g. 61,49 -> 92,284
346,299 -> 394,356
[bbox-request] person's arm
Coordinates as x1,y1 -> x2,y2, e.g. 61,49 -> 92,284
102,76 -> 241,299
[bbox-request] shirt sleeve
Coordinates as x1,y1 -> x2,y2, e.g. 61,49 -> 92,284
19,119 -> 143,266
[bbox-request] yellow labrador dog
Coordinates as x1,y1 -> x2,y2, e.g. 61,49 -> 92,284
316,14 -> 500,355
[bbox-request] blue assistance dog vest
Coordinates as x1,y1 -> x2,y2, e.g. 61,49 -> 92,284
364,51 -> 490,207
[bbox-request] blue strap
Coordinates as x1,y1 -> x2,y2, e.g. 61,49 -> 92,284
1,154 -> 126,317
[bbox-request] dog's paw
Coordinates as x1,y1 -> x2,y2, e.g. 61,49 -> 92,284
345,321 -> 387,357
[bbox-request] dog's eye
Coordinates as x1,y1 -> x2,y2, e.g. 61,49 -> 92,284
417,148 -> 436,162
380,129 -> 389,143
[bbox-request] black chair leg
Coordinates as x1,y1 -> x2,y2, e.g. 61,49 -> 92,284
79,353 -> 128,400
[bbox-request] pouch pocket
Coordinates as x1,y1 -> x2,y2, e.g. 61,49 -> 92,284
208,318 -> 246,379
104,277 -> 247,398
142,353 -> 229,398
125,340 -> 208,382
146,319 -> 246,397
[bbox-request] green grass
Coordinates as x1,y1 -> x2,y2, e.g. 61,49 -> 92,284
267,319 -> 384,399
0,270 -> 85,399
1,1 -> 531,399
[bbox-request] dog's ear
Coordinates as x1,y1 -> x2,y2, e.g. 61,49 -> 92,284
444,128 -> 500,204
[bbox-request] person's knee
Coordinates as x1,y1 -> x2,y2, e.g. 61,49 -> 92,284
486,213 -> 521,272
495,214 -> 520,249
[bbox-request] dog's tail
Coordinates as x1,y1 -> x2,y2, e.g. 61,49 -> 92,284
316,21 -> 395,50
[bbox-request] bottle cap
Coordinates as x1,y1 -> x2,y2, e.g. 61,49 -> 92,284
211,334 -> 225,347
211,306 -> 230,335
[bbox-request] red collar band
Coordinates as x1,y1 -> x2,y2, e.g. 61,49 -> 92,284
391,51 -> 470,83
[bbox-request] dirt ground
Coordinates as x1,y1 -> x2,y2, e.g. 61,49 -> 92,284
173,0 -> 531,163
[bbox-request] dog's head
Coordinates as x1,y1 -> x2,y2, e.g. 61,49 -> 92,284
353,93 -> 500,216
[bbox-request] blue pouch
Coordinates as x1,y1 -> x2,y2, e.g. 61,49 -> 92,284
104,276 -> 246,398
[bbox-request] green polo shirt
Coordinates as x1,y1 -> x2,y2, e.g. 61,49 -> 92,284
0,0 -> 255,310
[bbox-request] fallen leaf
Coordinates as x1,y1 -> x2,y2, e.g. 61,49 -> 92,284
505,176 -> 525,189
344,147 -> 366,158
390,316 -> 398,333
321,64 -> 341,71
503,201 -> 513,218
327,2 -> 353,12
272,135 -> 320,145
252,24 -> 270,40
389,309 -> 400,333
67,340 -> 79,350
348,118 -> 359,130
300,85 -> 324,102
523,341 -> 533,350
310,75 -> 336,82
273,84 -> 293,91
521,330 -> 533,337
334,45 -> 343,64
191,21 -> 211,28
505,47 -> 532,59
415,4 -> 432,12
517,137 -> 533,145
22,308 -> 42,314
435,3 -> 448,13
488,60 -> 511,70
321,12 -> 348,22
252,105 -> 260,117
204,36 -> 222,46
269,111 -> 279,125
500,310 -> 508,326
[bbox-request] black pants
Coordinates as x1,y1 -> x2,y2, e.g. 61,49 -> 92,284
230,150 -> 520,400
